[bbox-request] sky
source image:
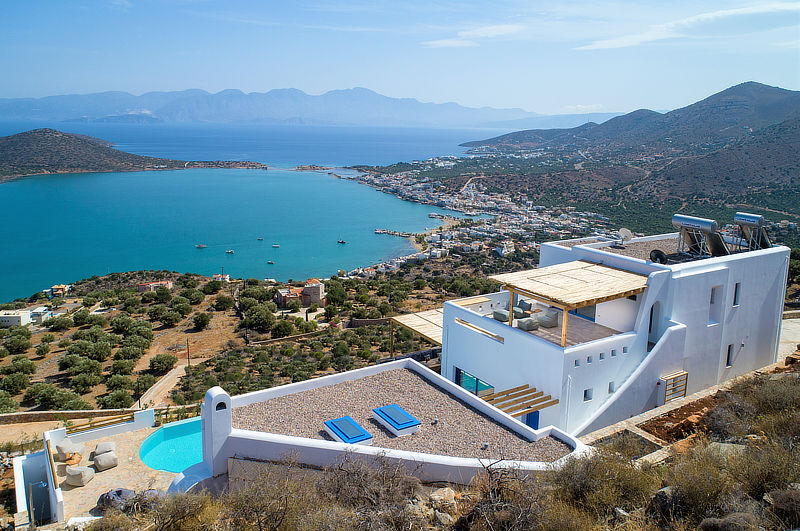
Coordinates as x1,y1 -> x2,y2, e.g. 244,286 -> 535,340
1,1 -> 798,114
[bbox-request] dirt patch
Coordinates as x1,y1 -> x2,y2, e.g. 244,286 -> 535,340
638,395 -> 720,443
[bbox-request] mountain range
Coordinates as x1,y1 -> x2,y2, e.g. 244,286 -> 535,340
461,82 -> 800,151
0,87 -> 624,129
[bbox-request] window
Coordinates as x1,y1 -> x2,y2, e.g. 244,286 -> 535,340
622,346 -> 628,354
733,282 -> 741,306
611,349 -> 617,357
587,356 -> 593,364
215,402 -> 227,411
726,344 -> 733,367
583,388 -> 593,402
599,352 -> 605,360
608,381 -> 616,393
455,367 -> 494,396
709,286 -> 723,324
574,359 -> 580,367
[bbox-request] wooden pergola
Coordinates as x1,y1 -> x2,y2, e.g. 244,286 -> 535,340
489,260 -> 649,347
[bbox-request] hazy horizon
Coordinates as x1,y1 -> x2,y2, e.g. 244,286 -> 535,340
1,1 -> 798,115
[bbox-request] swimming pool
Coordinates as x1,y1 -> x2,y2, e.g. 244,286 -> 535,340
139,417 -> 202,473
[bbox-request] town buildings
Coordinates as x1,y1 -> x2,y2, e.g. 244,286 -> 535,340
275,278 -> 327,308
0,309 -> 32,327
137,280 -> 174,293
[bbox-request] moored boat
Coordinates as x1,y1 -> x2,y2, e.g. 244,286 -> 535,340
226,249 -> 234,254
195,244 -> 207,248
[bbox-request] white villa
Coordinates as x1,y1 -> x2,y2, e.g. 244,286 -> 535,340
430,213 -> 790,435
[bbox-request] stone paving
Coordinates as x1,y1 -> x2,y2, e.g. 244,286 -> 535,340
58,427 -> 175,521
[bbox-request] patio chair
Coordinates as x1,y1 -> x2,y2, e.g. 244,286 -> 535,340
512,307 -> 526,319
65,465 -> 95,487
94,441 -> 116,457
516,299 -> 532,312
492,309 -> 509,322
55,438 -> 85,462
517,317 -> 539,331
94,451 -> 119,472
537,309 -> 559,328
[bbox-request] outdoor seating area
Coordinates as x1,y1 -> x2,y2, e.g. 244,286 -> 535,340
53,428 -> 176,521
54,438 -> 120,488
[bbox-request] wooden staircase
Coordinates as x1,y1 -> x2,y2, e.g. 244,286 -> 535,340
482,384 -> 559,418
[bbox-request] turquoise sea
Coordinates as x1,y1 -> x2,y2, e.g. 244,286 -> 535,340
0,123 -> 506,302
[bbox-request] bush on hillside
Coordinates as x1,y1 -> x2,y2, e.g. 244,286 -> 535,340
150,353 -> 177,374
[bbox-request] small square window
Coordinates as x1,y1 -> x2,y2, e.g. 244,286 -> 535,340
611,349 -> 617,357
726,344 -> 733,367
587,356 -> 593,364
622,347 -> 628,354
733,282 -> 741,306
583,388 -> 593,402
599,352 -> 605,360
574,359 -> 580,367
608,381 -> 616,393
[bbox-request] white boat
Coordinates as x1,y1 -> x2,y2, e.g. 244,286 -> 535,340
272,244 -> 280,248
226,249 -> 234,254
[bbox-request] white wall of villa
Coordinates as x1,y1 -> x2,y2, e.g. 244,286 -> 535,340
441,234 -> 790,436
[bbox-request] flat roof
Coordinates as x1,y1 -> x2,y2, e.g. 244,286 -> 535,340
232,368 -> 571,462
392,309 -> 444,345
489,260 -> 648,310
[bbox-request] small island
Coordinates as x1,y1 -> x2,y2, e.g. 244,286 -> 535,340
0,128 -> 268,182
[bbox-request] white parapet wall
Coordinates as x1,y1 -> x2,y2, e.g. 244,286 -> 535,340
197,359 -> 589,486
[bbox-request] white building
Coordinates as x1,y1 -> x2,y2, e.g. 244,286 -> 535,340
30,306 -> 54,324
0,310 -> 32,328
439,214 -> 790,436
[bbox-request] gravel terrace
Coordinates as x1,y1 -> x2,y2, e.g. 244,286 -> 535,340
232,369 -> 572,463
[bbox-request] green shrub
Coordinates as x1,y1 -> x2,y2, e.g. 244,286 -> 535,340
114,346 -> 144,361
4,335 -> 31,354
550,449 -> 659,517
106,374 -> 134,391
86,341 -> 112,362
271,319 -> 295,338
203,280 -> 223,294
729,442 -> 800,499
150,353 -> 178,374
97,389 -> 133,409
214,295 -> 234,311
72,308 -> 90,326
663,442 -> 731,522
0,346 -> 8,359
66,357 -> 102,376
57,338 -> 71,349
86,314 -> 107,327
110,314 -> 134,335
71,373 -> 102,394
24,383 -> 89,410
0,372 -> 29,394
45,316 -> 73,331
110,359 -> 135,375
193,312 -> 210,331
35,342 -> 50,357
0,390 -> 19,413
1,355 -> 36,375
40,333 -> 55,344
160,311 -> 182,327
138,373 -> 157,391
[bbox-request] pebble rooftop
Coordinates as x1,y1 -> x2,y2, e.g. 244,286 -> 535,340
232,368 -> 571,462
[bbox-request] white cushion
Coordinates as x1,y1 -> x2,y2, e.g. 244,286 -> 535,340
65,465 -> 95,486
94,451 -> 118,471
55,439 -> 85,461
95,441 -> 116,456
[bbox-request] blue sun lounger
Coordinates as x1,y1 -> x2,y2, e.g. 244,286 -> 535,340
324,416 -> 373,445
372,404 -> 421,437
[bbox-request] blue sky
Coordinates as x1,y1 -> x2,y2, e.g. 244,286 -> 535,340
1,1 -> 798,114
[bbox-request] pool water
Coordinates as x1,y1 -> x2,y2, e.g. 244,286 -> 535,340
139,417 -> 203,473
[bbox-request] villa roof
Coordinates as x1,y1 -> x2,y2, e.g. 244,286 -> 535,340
392,308 -> 444,345
489,260 -> 648,310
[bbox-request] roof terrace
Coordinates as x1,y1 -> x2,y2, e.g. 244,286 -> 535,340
232,368 -> 571,462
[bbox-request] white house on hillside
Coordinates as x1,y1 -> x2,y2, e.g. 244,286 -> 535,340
438,213 -> 789,436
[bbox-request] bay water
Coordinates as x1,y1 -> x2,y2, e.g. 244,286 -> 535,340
0,122 -> 505,301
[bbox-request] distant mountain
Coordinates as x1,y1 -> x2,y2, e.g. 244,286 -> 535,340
0,129 -> 267,181
462,82 -> 800,150
479,112 -> 623,130
649,117 -> 800,196
0,87 -> 549,128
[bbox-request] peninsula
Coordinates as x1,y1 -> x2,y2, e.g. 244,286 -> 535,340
0,128 -> 268,183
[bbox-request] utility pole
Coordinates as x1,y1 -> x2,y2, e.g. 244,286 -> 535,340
136,378 -> 141,409
187,338 -> 191,367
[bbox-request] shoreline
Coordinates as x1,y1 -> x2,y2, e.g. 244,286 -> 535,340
0,161 -> 269,184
